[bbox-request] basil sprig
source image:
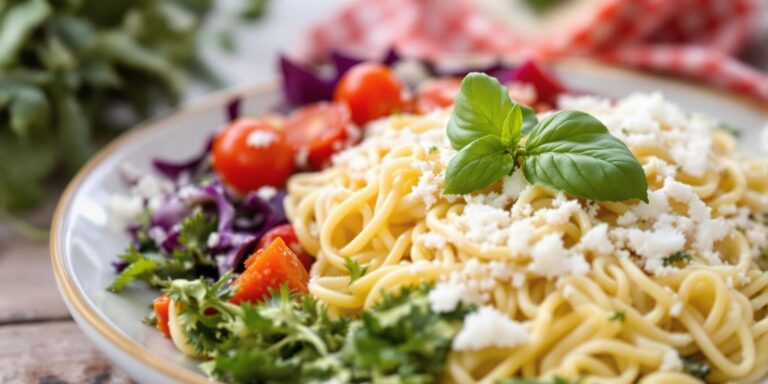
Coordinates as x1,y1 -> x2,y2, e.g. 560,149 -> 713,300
444,73 -> 648,203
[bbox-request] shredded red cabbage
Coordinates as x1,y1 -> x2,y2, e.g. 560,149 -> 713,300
280,50 -> 568,108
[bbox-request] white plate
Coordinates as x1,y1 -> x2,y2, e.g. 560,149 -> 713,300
51,61 -> 768,384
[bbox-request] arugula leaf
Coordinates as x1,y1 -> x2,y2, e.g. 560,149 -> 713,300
681,357 -> 710,380
447,72 -> 516,149
662,251 -> 692,267
344,256 -> 369,283
444,135 -> 515,195
523,110 -> 649,203
108,250 -> 158,292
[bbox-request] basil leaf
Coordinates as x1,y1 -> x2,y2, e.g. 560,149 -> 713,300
447,73 -> 514,149
444,135 -> 515,195
501,103 -> 522,146
520,105 -> 538,137
523,111 -> 648,202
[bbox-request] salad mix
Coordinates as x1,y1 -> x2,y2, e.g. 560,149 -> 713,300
109,53 -> 570,382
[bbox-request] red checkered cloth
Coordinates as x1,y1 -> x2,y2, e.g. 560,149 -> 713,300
294,0 -> 768,104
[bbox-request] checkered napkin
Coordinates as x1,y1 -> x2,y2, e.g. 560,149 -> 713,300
294,0 -> 768,104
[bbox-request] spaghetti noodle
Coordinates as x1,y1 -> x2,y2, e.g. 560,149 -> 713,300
285,93 -> 768,383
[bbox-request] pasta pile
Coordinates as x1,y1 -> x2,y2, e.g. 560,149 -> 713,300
285,93 -> 768,383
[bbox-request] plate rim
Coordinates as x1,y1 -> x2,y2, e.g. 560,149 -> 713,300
49,60 -> 768,383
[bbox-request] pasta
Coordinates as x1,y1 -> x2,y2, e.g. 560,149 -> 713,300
285,92 -> 768,383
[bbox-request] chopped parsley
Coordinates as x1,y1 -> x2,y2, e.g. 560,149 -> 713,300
682,357 -> 710,380
662,251 -> 692,267
343,256 -> 369,283
608,311 -> 626,323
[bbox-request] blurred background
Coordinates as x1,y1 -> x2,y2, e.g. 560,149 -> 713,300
0,0 -> 766,382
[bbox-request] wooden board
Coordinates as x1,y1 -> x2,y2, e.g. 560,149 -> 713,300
0,320 -> 133,383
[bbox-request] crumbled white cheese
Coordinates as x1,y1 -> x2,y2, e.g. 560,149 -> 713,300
626,229 -> 685,274
294,148 -> 309,168
256,186 -> 277,201
146,226 -> 166,244
420,232 -> 447,250
660,350 -> 683,372
107,194 -> 144,229
428,282 -> 463,313
669,300 -> 683,317
579,224 -> 614,256
563,284 -> 576,299
207,232 -> 220,248
452,306 -> 529,351
246,130 -> 277,148
529,234 -> 590,278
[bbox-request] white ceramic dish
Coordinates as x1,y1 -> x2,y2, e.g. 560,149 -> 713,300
51,60 -> 768,384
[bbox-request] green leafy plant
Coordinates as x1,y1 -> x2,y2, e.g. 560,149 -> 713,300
0,0 -> 269,213
444,73 -> 648,203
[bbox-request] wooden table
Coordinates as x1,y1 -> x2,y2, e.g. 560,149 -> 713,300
0,195 -> 133,384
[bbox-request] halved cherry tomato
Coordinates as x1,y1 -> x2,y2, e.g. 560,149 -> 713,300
416,78 -> 461,113
212,119 -> 295,193
153,294 -> 172,338
334,63 -> 407,126
257,224 -> 314,271
284,102 -> 354,170
230,237 -> 309,304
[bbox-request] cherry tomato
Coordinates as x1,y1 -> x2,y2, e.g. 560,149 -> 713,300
212,119 -> 295,193
334,63 -> 407,126
257,224 -> 314,272
284,102 -> 355,170
416,78 -> 461,113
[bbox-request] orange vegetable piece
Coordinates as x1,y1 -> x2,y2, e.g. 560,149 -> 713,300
230,237 -> 310,304
153,294 -> 172,338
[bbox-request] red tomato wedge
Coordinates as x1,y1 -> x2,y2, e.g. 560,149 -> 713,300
334,63 -> 407,126
230,237 -> 310,304
284,102 -> 354,170
416,78 -> 461,113
153,294 -> 172,338
212,119 -> 295,193
257,224 -> 314,271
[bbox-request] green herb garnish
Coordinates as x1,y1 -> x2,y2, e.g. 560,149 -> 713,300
662,251 -> 692,267
444,73 -> 648,203
609,311 -> 626,323
682,357 -> 710,380
344,256 -> 369,283
166,280 -> 470,383
107,212 -> 218,292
